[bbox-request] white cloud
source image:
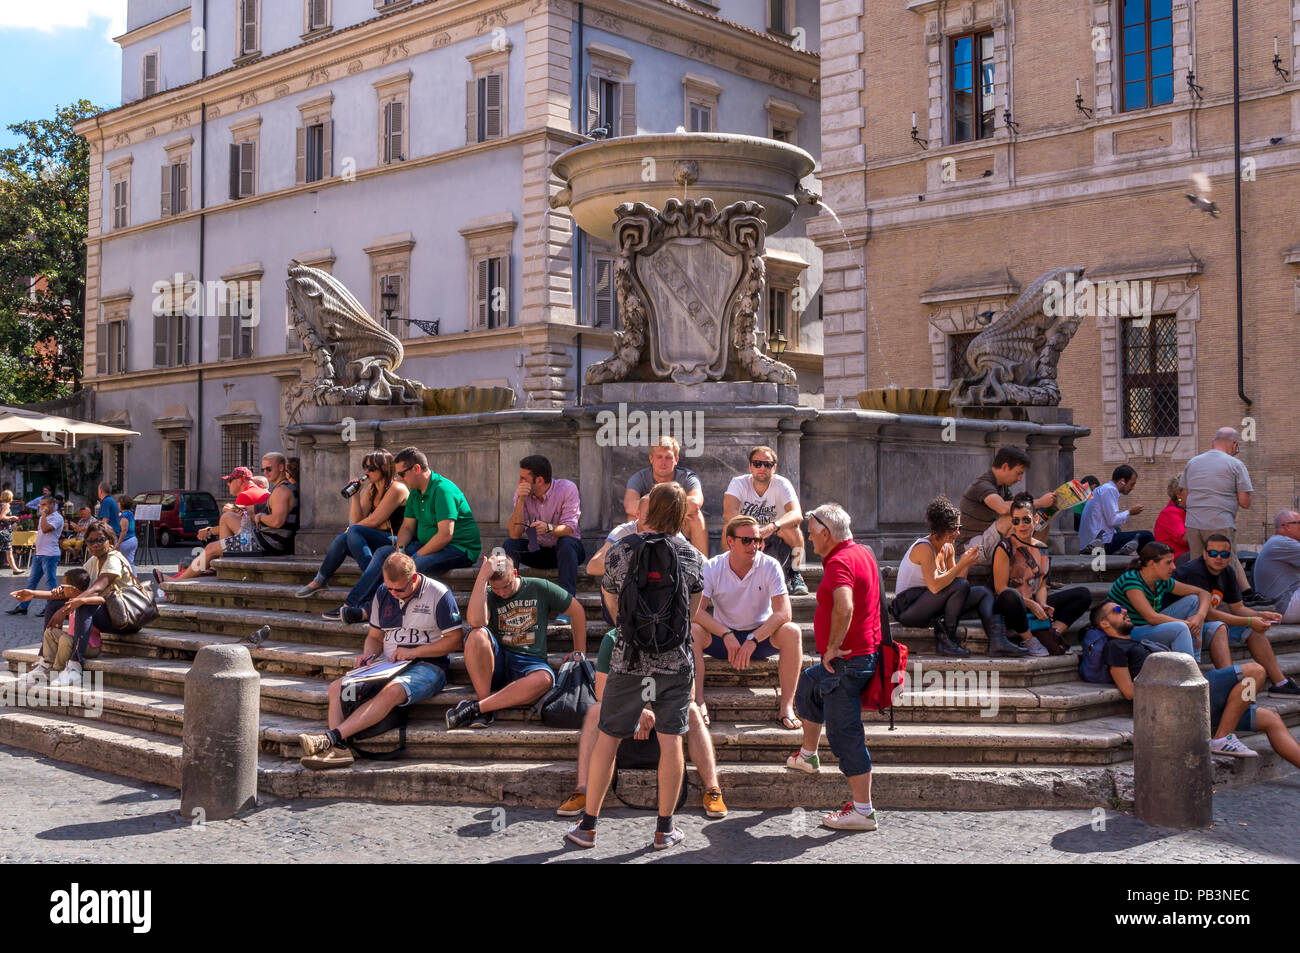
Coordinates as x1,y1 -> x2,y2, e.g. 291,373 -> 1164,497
0,1 -> 128,40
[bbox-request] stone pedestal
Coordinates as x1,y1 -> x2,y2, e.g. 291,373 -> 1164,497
181,644 -> 259,821
1133,652 -> 1212,829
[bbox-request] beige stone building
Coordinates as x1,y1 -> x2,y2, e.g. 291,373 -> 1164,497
811,0 -> 1300,545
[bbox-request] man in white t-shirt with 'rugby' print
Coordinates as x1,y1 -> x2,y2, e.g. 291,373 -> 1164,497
723,445 -> 808,595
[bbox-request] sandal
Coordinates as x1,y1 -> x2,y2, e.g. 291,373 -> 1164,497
779,713 -> 803,730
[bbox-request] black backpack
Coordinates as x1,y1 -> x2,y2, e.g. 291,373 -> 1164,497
616,534 -> 691,657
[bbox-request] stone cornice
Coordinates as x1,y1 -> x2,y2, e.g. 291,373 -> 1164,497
113,8 -> 192,48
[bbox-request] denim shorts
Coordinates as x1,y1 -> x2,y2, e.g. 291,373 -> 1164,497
1207,663 -> 1257,734
795,652 -> 879,778
1223,624 -> 1252,647
703,628 -> 781,661
390,660 -> 449,707
488,632 -> 555,693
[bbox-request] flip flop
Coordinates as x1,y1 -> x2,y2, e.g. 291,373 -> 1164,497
779,714 -> 802,730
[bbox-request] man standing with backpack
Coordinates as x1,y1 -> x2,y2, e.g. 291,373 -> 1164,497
566,482 -> 705,851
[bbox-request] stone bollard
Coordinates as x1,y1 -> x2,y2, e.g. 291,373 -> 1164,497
181,644 -> 260,822
1133,652 -> 1212,829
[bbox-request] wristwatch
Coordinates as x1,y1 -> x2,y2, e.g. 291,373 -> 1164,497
745,632 -> 757,642
546,523 -> 553,534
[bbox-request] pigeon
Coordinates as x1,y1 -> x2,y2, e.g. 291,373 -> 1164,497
1186,172 -> 1220,217
587,122 -> 612,140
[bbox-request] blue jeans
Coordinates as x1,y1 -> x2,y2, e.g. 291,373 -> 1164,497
795,652 -> 879,778
314,524 -> 395,585
344,541 -> 473,611
503,535 -> 585,598
1131,593 -> 1199,657
17,555 -> 59,610
1086,530 -> 1155,555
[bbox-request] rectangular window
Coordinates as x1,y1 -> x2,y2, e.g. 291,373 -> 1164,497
948,330 -> 980,382
952,31 -> 995,143
305,124 -> 325,182
380,274 -> 403,336
598,79 -> 619,134
106,443 -> 126,494
229,141 -> 256,199
593,256 -> 618,328
168,440 -> 188,490
155,293 -> 190,368
221,425 -> 259,478
689,103 -> 712,132
218,286 -> 255,361
239,0 -> 259,56
1120,314 -> 1179,437
476,74 -> 503,142
306,0 -> 329,31
142,51 -> 159,97
96,317 -> 129,376
112,179 -> 129,229
1121,0 -> 1174,111
767,288 -> 789,342
772,126 -> 790,143
768,0 -> 790,35
383,100 -> 404,162
475,256 -> 509,329
161,161 -> 188,216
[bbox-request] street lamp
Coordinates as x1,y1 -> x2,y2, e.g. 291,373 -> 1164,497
380,277 -> 440,336
767,328 -> 788,358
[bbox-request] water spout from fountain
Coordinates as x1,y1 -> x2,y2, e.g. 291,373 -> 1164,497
815,199 -> 895,388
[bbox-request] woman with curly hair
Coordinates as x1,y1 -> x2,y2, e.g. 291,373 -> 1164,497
890,496 -> 1026,657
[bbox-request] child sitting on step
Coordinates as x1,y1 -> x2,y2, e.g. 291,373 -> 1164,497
13,568 -> 98,686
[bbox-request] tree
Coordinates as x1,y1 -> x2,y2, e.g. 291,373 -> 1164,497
0,100 -> 101,404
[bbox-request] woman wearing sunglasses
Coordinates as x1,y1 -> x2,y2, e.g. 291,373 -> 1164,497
43,521 -> 146,686
297,449 -> 409,598
990,494 -> 1093,656
1106,541 -> 1212,657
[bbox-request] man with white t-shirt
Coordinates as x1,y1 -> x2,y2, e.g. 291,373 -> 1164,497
691,515 -> 803,728
297,551 -> 464,769
722,445 -> 808,594
7,496 -> 63,616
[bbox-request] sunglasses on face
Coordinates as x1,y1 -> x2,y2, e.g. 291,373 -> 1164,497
385,579 -> 417,597
750,460 -> 775,469
1205,549 -> 1232,559
395,467 -> 410,478
1109,605 -> 1126,615
86,537 -> 106,545
262,467 -> 275,474
731,535 -> 761,547
364,465 -> 381,473
1010,516 -> 1034,526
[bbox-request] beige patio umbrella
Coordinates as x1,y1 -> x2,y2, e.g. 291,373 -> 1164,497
0,405 -> 139,454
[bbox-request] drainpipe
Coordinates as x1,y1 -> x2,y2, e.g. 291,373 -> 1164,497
573,1 -> 586,404
1232,0 -> 1250,408
195,0 -> 209,491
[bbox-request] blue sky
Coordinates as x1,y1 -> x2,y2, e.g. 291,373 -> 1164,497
0,2 -> 126,150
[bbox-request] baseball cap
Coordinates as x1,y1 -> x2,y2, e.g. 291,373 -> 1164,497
221,466 -> 254,482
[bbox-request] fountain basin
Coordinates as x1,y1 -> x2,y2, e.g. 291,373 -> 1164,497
551,133 -> 817,241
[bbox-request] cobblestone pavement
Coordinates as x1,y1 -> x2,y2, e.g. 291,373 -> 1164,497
0,744 -> 1295,863
0,547 -> 194,655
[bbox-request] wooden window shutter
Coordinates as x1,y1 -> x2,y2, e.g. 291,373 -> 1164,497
218,310 -> 234,362
229,144 -> 241,199
383,102 -> 392,163
620,82 -> 636,137
295,126 -> 306,184
323,120 -> 333,177
174,161 -> 188,213
388,274 -> 403,336
239,141 -> 255,196
115,320 -> 128,372
310,0 -> 328,30
390,100 -> 403,161
160,164 -> 171,216
493,256 -> 510,327
466,81 -> 478,144
594,257 -> 614,327
484,73 -> 502,139
586,75 -> 601,133
143,53 -> 158,97
475,258 -> 489,329
96,321 -> 108,375
154,311 -> 168,366
241,0 -> 257,53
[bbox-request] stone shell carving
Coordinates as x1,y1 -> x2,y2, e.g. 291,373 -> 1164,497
585,198 -> 795,387
283,263 -> 424,430
949,266 -> 1085,407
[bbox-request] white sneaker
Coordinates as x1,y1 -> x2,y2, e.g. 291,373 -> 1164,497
1022,636 -> 1050,657
16,660 -> 50,686
1118,539 -> 1140,555
52,661 -> 83,688
822,803 -> 879,831
1210,733 -> 1258,758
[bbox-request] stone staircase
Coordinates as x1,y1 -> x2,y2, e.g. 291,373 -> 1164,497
2,554 -> 1298,810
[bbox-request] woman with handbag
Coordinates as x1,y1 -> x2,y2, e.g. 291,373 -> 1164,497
0,490 -> 20,575
45,520 -> 157,687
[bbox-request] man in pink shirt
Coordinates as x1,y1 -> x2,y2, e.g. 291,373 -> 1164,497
504,455 -> 583,616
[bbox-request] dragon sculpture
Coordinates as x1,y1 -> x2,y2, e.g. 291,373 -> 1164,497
949,266 -> 1086,407
282,262 -> 424,429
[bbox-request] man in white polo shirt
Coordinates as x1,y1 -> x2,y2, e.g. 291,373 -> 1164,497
691,515 -> 803,729
722,445 -> 808,594
7,496 -> 63,616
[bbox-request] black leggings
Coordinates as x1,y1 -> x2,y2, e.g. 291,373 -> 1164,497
992,586 -> 1092,637
894,579 -> 995,639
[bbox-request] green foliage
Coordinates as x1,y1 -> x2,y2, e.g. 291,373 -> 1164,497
0,99 -> 101,405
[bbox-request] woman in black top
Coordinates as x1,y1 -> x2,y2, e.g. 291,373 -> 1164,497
297,449 -> 409,598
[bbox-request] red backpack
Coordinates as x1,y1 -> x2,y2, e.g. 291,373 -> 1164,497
861,563 -> 907,729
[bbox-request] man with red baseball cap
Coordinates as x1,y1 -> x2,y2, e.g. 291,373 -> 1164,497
159,466 -> 272,584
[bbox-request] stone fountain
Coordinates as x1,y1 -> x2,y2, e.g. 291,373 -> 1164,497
287,132 -> 1090,556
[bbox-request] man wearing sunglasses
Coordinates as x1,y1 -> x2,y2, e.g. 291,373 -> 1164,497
691,515 -> 802,729
1180,427 -> 1254,595
325,447 -> 480,625
1173,534 -> 1297,696
1252,510 -> 1300,625
722,445 -> 808,595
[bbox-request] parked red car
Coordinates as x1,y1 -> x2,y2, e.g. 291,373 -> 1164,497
131,490 -> 220,548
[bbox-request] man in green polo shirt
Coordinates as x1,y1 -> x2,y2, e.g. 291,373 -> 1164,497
326,446 -> 482,624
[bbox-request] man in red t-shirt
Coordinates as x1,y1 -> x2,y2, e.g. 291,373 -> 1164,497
786,502 -> 883,832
